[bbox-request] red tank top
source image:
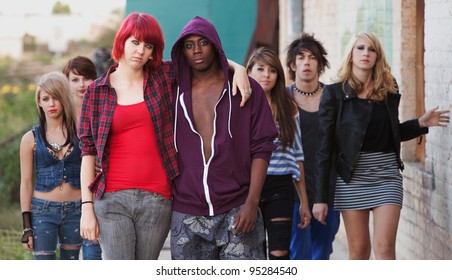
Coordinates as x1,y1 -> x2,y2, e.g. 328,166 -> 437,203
106,101 -> 171,199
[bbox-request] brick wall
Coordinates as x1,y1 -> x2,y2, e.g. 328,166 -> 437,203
420,0 -> 452,259
281,0 -> 452,259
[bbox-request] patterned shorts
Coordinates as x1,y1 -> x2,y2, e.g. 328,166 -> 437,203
170,205 -> 265,260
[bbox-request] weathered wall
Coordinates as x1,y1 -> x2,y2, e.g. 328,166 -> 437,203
126,0 -> 257,63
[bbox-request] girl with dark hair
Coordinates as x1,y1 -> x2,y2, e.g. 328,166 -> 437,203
62,56 -> 97,124
62,56 -> 102,260
247,47 -> 311,259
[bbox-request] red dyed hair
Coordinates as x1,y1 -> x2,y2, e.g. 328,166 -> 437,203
111,13 -> 164,71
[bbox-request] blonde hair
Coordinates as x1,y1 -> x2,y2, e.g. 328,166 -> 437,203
336,31 -> 397,100
35,71 -> 77,148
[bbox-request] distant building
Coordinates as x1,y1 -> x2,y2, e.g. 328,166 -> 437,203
0,12 -> 121,58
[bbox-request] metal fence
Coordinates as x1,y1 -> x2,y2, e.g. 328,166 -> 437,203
0,229 -> 33,260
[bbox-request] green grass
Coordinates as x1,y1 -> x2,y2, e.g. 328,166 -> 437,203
0,136 -> 23,206
0,204 -> 21,229
0,229 -> 34,260
0,204 -> 33,260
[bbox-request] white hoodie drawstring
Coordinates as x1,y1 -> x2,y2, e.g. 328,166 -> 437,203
227,81 -> 232,138
174,87 -> 180,152
174,82 -> 233,153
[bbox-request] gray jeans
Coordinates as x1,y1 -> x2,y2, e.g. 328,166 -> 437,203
94,189 -> 171,259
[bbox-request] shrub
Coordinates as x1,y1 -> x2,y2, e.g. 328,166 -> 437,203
0,89 -> 37,142
0,135 -> 23,205
0,83 -> 36,206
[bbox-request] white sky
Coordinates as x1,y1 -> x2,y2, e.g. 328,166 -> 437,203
0,0 -> 126,16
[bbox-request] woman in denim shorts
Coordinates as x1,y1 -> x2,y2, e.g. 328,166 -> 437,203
19,71 -> 83,260
63,56 -> 103,260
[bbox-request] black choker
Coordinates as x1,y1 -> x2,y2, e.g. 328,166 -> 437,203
293,82 -> 323,96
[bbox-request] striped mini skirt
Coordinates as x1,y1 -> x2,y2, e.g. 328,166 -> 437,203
334,151 -> 403,211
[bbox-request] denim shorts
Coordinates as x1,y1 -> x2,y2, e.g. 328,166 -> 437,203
31,197 -> 82,260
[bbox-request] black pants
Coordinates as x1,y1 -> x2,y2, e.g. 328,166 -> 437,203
259,174 -> 294,260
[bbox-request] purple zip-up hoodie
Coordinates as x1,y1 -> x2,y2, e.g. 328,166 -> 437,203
171,16 -> 277,216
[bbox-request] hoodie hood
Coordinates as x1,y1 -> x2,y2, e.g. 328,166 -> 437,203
171,16 -> 229,92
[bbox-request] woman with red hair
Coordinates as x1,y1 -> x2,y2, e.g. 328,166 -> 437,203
78,13 -> 250,260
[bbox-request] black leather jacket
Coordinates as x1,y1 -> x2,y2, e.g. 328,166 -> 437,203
314,81 -> 428,203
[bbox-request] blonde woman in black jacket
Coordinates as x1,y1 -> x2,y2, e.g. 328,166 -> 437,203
312,31 -> 449,259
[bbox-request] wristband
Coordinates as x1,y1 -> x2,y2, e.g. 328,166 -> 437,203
22,228 -> 33,234
81,201 -> 94,205
22,211 -> 32,229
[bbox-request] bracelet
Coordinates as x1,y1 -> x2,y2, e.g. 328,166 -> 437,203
22,228 -> 33,234
81,201 -> 94,205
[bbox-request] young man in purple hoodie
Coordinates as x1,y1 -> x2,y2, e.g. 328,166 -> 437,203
170,16 -> 278,260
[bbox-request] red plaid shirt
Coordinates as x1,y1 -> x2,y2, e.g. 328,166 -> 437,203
78,61 -> 179,200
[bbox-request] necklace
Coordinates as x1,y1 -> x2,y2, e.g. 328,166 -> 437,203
293,82 -> 323,96
49,142 -> 63,152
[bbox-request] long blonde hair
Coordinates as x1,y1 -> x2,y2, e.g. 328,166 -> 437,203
35,71 -> 77,148
337,31 -> 397,100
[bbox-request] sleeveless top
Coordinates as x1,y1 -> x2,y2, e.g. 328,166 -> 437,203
106,102 -> 171,199
33,125 -> 81,191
